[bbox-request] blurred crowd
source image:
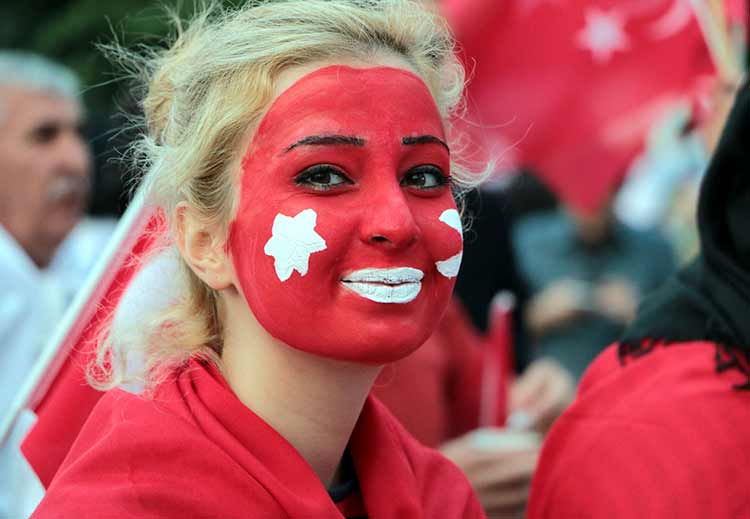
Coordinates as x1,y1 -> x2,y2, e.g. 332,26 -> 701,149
0,1 -> 746,518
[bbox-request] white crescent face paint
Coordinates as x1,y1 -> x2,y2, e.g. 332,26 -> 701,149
436,252 -> 463,278
439,208 -> 463,234
435,209 -> 463,278
341,267 -> 424,304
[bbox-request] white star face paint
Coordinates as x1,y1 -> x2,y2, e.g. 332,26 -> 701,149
264,209 -> 327,282
435,209 -> 463,278
341,267 -> 423,304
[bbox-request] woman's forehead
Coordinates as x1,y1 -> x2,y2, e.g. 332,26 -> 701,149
253,65 -> 444,147
272,55 -> 418,97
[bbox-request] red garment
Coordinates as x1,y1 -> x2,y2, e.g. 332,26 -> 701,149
528,341 -> 750,518
32,359 -> 485,519
22,207 -> 166,488
372,300 -> 484,447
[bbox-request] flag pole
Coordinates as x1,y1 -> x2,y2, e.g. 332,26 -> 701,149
0,189 -> 148,443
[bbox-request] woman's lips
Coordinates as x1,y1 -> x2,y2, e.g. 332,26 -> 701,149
341,267 -> 423,304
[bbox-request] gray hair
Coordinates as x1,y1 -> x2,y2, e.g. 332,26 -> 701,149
0,51 -> 80,100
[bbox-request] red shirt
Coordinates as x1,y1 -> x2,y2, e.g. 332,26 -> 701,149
528,341 -> 750,518
32,360 -> 485,519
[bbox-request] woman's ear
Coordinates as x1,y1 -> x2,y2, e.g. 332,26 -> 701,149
175,202 -> 233,290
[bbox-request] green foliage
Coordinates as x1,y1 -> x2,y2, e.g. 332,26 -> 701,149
0,1 -> 235,114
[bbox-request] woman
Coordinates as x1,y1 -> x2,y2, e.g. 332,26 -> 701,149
31,1 -> 485,517
527,81 -> 750,518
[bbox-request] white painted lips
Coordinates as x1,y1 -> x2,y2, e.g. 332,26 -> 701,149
341,267 -> 424,304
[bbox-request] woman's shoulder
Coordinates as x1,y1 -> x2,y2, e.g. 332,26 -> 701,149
34,384 -> 281,518
578,340 -> 748,403
90,382 -> 195,429
566,340 -> 750,433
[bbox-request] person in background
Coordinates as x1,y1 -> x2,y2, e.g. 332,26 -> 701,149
375,297 -> 573,518
513,183 -> 677,380
0,51 -> 95,519
377,172 -> 574,517
615,76 -> 740,264
528,80 -> 750,519
455,170 -> 559,367
0,51 -> 90,360
373,174 -> 569,518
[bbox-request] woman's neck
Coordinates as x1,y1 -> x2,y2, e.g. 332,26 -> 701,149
220,291 -> 382,487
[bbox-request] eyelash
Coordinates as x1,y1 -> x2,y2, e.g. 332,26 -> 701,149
293,164 -> 451,192
294,164 -> 353,191
400,165 -> 451,190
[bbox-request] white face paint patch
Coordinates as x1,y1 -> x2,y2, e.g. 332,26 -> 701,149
436,252 -> 463,278
439,209 -> 463,235
435,209 -> 463,278
341,267 -> 423,304
264,208 -> 327,282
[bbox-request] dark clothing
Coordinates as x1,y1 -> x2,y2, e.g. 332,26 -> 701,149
621,81 -> 750,388
514,210 -> 675,379
454,187 -> 532,370
328,450 -> 366,518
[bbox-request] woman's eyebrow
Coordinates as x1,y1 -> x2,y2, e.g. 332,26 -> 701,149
402,135 -> 449,152
283,134 -> 365,153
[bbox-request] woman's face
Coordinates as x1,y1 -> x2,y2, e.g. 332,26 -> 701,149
228,64 -> 462,364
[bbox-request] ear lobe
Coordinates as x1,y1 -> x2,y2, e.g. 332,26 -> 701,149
175,202 -> 233,291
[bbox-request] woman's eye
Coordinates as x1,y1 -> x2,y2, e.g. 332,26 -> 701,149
401,165 -> 450,190
295,165 -> 352,191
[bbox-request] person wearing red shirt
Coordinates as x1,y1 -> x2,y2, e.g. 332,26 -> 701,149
528,81 -> 750,518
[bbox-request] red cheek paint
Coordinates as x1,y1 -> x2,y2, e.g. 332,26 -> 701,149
229,66 -> 462,363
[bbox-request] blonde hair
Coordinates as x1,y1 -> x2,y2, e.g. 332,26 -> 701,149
92,0 -> 482,391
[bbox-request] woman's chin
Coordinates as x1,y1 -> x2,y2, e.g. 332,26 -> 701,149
295,326 -> 435,365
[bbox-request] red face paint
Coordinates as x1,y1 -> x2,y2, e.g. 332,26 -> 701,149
229,66 -> 463,364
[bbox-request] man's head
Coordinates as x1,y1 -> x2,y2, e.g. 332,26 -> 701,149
0,52 -> 91,268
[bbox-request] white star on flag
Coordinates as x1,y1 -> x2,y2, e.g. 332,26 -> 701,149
264,209 -> 327,282
577,8 -> 630,64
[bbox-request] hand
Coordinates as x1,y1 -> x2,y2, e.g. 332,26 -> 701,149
594,278 -> 639,324
440,429 -> 540,519
509,358 -> 575,434
526,278 -> 590,336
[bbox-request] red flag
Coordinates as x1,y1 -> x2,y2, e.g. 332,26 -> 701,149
443,0 -> 715,214
479,292 -> 515,428
5,192 -> 165,487
725,0 -> 747,26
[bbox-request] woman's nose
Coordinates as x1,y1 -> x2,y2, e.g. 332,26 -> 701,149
359,189 -> 420,250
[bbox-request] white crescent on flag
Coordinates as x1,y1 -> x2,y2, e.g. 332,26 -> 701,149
649,0 -> 694,39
